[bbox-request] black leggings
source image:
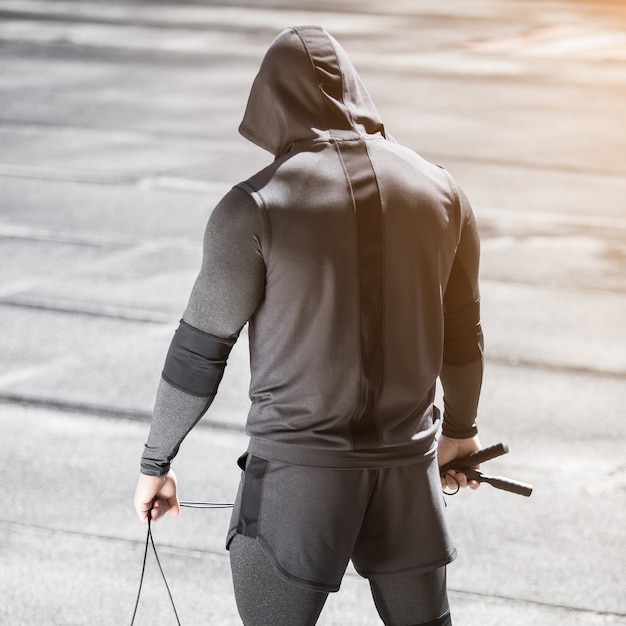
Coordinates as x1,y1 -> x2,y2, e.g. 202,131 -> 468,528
229,534 -> 452,626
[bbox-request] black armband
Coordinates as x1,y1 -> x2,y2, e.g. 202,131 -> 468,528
161,320 -> 237,396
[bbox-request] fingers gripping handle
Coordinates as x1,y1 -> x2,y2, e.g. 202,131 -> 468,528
441,442 -> 534,497
440,442 -> 509,473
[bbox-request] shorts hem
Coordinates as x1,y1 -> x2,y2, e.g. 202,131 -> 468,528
353,548 -> 457,580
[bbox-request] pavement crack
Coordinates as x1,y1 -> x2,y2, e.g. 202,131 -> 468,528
0,296 -> 175,324
0,392 -> 245,432
0,518 -> 229,561
448,587 -> 626,619
486,354 -> 626,380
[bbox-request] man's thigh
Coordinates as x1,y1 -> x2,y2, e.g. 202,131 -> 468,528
369,566 -> 451,626
229,534 -> 328,626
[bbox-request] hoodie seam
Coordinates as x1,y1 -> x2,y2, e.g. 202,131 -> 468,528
293,28 -> 341,139
326,36 -> 358,132
236,182 -> 272,265
332,141 -> 361,451
293,26 -> 360,141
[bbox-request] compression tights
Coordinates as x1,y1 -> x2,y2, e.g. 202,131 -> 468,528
229,534 -> 452,626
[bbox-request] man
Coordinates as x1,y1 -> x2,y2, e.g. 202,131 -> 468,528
134,26 -> 483,626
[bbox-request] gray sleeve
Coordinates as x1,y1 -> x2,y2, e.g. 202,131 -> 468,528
183,186 -> 266,336
140,187 -> 266,475
141,380 -> 214,476
440,186 -> 484,438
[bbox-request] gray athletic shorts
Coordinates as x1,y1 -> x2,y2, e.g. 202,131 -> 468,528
226,453 -> 456,593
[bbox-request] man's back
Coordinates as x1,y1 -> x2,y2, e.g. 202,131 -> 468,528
239,134 -> 465,464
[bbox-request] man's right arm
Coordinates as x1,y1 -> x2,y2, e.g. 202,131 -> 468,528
439,186 -> 484,487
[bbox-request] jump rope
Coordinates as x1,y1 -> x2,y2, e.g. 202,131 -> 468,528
130,443 -> 532,625
130,501 -> 234,626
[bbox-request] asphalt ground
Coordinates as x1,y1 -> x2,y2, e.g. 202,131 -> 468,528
0,1 -> 625,624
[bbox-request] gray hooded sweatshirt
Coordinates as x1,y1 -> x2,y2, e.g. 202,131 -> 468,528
141,26 -> 483,475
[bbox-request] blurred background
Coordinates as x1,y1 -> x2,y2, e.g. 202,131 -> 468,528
0,1 -> 624,624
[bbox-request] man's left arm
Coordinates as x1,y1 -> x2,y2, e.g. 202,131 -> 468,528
134,188 -> 265,520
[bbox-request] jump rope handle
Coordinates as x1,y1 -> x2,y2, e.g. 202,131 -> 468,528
464,469 -> 534,497
439,442 -> 509,473
440,442 -> 533,497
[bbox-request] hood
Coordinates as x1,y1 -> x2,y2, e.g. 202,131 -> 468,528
239,26 -> 386,157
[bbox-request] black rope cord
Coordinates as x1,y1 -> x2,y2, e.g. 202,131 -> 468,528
442,471 -> 461,496
130,501 -> 233,626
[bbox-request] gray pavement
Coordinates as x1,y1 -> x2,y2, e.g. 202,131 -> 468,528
0,1 -> 625,624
